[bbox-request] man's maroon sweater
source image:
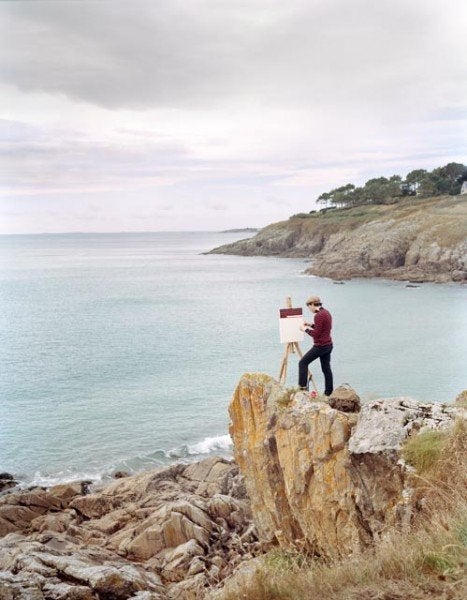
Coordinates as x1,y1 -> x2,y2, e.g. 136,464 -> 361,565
305,307 -> 333,346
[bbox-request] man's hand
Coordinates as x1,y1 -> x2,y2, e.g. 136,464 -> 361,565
303,321 -> 313,327
299,324 -> 308,332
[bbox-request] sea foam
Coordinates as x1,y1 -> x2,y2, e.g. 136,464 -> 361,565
187,434 -> 232,455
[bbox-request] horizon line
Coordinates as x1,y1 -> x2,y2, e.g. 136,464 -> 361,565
0,228 -> 261,236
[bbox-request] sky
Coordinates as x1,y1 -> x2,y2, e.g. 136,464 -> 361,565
1,0 -> 466,233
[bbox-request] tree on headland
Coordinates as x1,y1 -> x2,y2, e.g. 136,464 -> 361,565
313,163 -> 467,210
404,169 -> 427,194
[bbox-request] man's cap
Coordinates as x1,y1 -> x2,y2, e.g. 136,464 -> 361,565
306,295 -> 322,305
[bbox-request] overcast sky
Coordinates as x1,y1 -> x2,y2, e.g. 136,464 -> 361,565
1,0 -> 466,233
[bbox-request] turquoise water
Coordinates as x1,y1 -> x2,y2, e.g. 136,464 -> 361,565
0,232 -> 466,486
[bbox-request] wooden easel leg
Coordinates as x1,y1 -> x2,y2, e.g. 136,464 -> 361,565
282,343 -> 291,383
278,343 -> 290,384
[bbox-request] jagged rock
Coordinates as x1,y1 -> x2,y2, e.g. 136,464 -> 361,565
0,457 -> 256,598
349,397 -> 462,454
41,582 -> 95,600
0,570 -> 46,599
70,494 -> 118,519
328,384 -> 361,412
0,534 -> 165,599
0,489 -> 64,538
30,511 -> 74,534
159,539 -> 205,582
48,483 -> 83,502
229,373 -> 464,558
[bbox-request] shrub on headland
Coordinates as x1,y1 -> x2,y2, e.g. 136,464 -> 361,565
316,162 -> 467,210
215,421 -> 467,600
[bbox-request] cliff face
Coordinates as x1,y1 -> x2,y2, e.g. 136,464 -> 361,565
229,374 -> 463,558
210,196 -> 467,282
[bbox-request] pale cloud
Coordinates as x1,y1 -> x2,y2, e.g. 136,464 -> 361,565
0,0 -> 466,233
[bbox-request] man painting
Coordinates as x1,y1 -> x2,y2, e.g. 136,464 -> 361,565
299,295 -> 333,396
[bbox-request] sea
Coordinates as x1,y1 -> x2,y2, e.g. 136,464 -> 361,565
0,231 -> 466,487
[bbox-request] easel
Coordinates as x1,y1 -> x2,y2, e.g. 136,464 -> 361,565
278,296 -> 319,393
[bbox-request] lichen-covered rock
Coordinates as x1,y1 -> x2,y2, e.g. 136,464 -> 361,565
348,397 -> 462,454
229,373 -> 464,558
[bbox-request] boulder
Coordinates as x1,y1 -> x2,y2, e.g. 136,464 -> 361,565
328,384 -> 361,412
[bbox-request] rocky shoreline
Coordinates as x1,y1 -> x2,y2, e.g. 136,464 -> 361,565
208,196 -> 467,283
0,456 -> 260,599
1,378 -> 465,599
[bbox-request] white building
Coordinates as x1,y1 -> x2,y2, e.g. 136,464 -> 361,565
461,181 -> 467,195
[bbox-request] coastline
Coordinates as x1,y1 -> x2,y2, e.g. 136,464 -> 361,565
209,195 -> 467,284
4,433 -> 234,491
1,379 -> 465,599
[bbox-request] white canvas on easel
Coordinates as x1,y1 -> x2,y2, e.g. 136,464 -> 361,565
279,307 -> 304,343
278,299 -> 318,393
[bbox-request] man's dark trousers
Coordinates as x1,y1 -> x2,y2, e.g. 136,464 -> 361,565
298,343 -> 333,395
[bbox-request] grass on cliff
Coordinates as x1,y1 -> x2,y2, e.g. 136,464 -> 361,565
284,195 -> 467,245
215,421 -> 467,600
402,429 -> 449,475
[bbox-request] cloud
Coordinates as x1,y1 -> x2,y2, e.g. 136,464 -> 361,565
0,1 -> 466,233
2,0 -> 466,113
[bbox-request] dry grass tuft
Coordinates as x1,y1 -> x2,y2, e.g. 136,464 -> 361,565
455,391 -> 467,409
402,429 -> 448,475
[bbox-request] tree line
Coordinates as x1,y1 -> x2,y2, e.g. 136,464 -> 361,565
316,163 -> 467,209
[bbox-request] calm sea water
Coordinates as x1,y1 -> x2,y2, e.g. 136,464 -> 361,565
0,232 -> 466,486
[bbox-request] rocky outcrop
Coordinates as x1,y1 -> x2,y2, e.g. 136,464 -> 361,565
209,195 -> 467,282
0,457 -> 259,599
229,373 -> 464,558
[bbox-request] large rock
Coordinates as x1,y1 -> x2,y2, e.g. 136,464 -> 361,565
229,373 -> 464,558
328,384 -> 361,412
0,489 -> 63,538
